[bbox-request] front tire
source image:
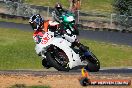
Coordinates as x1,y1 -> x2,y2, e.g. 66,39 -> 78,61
46,47 -> 70,71
42,59 -> 51,69
85,51 -> 100,72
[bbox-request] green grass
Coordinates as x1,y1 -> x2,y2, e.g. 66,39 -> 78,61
10,84 -> 50,88
25,0 -> 113,13
80,39 -> 132,67
81,0 -> 113,12
0,0 -> 113,24
0,28 -> 132,70
0,28 -> 42,70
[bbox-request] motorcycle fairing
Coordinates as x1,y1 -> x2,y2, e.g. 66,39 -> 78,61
35,32 -> 87,69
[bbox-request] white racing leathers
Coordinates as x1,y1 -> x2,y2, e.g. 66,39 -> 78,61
62,33 -> 76,43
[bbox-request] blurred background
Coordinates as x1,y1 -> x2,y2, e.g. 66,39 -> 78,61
0,0 -> 132,32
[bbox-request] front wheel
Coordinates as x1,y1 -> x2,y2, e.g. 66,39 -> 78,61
46,46 -> 70,71
85,50 -> 100,72
42,59 -> 51,69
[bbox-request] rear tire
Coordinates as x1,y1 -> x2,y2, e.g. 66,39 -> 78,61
46,48 -> 70,71
85,51 -> 100,72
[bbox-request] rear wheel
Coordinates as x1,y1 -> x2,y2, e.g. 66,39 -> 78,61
85,50 -> 100,72
46,46 -> 70,71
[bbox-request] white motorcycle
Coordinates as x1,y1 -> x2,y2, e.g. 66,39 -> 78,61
35,27 -> 100,72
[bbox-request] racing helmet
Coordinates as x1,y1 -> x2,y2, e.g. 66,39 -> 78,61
55,3 -> 63,12
29,14 -> 44,30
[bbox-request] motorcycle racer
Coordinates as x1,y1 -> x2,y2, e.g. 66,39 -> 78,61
51,3 -> 90,59
29,14 -> 60,68
29,14 -> 47,43
28,14 -> 100,71
52,3 -> 66,23
29,14 -> 60,55
29,14 -> 50,55
29,14 -> 89,60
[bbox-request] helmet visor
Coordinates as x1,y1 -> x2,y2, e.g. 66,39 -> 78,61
30,22 -> 37,30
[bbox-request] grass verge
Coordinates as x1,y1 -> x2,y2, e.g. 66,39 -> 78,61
0,28 -> 42,70
0,28 -> 132,70
80,39 -> 132,67
25,0 -> 113,13
0,0 -> 113,24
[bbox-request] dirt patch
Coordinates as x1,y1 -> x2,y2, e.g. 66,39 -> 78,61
0,74 -> 131,88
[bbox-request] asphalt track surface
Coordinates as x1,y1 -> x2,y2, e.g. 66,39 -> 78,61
0,68 -> 132,76
0,21 -> 132,75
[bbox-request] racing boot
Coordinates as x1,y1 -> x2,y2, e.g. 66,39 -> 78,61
71,39 -> 90,60
79,44 -> 90,60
